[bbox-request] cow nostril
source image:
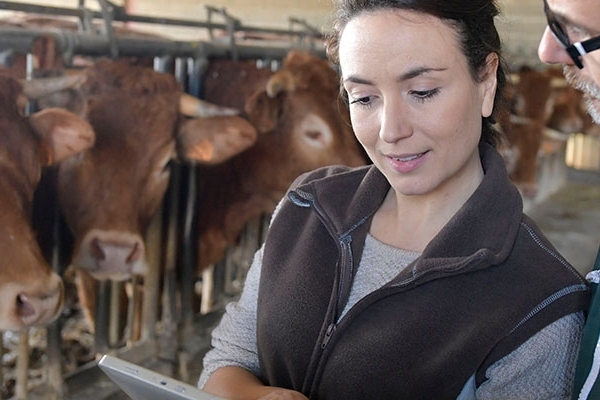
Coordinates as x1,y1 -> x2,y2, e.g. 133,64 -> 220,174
126,242 -> 141,264
90,237 -> 106,260
16,294 -> 35,318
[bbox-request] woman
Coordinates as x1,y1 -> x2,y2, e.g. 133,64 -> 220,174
199,0 -> 590,398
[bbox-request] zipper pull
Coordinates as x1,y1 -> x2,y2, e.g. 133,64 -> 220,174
321,323 -> 336,349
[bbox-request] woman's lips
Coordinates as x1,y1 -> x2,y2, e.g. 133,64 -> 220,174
387,150 -> 428,173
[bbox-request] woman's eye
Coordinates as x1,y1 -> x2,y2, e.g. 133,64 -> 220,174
411,88 -> 440,103
349,96 -> 373,107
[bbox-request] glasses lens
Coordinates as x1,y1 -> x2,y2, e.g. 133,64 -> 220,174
543,0 -> 570,47
548,19 -> 570,47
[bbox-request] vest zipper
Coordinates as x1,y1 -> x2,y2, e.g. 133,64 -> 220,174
321,323 -> 336,348
321,236 -> 352,350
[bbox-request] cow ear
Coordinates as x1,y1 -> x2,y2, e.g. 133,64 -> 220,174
266,69 -> 295,98
177,115 -> 257,165
244,91 -> 281,133
28,108 -> 95,165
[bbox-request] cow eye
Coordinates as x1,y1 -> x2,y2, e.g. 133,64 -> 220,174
162,159 -> 174,174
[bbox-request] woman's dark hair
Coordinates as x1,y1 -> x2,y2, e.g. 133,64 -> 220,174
326,0 -> 508,147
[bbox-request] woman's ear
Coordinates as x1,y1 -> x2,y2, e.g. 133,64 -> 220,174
481,52 -> 499,118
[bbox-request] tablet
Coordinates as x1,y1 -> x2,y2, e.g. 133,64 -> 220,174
98,354 -> 224,400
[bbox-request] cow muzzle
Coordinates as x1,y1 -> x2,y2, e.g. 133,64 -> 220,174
73,229 -> 148,281
0,273 -> 64,331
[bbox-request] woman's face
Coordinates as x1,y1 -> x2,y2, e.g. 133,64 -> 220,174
339,9 -> 498,198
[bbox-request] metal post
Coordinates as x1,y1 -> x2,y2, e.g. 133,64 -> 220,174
0,333 -> 4,395
14,331 -> 28,400
94,280 -> 110,355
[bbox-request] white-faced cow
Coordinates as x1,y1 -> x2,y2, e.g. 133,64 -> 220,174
196,50 -> 368,272
0,71 -> 95,331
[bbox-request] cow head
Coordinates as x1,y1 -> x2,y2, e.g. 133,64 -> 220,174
0,73 -> 94,330
244,50 -> 367,191
29,59 -> 256,281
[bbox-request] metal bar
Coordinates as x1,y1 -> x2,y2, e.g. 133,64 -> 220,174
96,0 -> 118,58
14,331 -> 28,400
94,280 -> 110,355
46,320 -> 64,399
176,56 -> 203,342
47,184 -> 65,399
108,280 -> 121,347
125,275 -> 140,346
139,56 -> 168,343
0,334 -> 4,396
11,52 -> 36,400
0,0 -> 323,39
141,206 -> 161,342
0,27 -> 325,61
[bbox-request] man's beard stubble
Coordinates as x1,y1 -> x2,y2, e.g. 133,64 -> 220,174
564,65 -> 600,125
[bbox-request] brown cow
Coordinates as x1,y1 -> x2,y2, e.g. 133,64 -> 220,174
29,59 -> 257,327
499,66 -> 558,197
0,72 -> 94,331
196,50 -> 367,272
499,66 -> 588,198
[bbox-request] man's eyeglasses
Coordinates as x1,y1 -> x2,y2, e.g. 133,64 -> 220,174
543,0 -> 600,69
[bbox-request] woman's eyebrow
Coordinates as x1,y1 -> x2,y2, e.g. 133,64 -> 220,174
343,75 -> 372,85
343,67 -> 447,86
398,67 -> 447,82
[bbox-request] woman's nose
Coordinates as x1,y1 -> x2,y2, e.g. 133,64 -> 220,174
538,26 -> 575,66
379,100 -> 412,143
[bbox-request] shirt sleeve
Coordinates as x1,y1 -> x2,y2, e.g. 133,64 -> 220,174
475,311 -> 585,400
197,198 -> 290,389
197,244 -> 264,388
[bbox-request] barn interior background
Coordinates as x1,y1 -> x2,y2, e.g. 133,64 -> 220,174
0,0 -> 599,399
0,0 -> 555,62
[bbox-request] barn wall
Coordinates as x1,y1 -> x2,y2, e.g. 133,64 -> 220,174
499,0 -> 548,68
1,0 -> 549,68
128,0 -> 335,39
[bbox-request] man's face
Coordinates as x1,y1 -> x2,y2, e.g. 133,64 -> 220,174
538,0 -> 600,123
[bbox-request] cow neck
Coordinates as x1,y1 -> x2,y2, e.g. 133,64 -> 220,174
0,155 -> 35,214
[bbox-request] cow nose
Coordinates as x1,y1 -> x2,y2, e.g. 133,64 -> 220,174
89,237 -> 143,264
90,237 -> 106,261
79,230 -> 147,279
16,293 -> 35,318
14,275 -> 64,328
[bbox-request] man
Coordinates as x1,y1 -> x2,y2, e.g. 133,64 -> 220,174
538,0 -> 600,124
538,2 -> 600,398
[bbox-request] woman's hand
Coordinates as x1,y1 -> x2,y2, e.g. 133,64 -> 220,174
255,388 -> 309,399
203,366 -> 309,400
